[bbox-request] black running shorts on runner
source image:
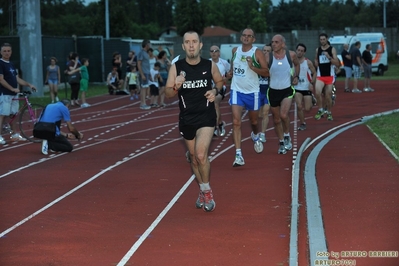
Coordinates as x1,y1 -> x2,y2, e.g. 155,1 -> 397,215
179,120 -> 216,140
268,86 -> 296,107
297,90 -> 312,96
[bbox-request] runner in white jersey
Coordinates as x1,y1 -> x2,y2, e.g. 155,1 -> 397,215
258,43 -> 272,143
294,43 -> 316,131
265,34 -> 300,155
226,28 -> 269,167
209,45 -> 230,137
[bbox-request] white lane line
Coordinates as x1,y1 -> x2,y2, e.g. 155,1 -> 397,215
289,137 -> 311,266
304,122 -> 361,264
0,138 -> 180,238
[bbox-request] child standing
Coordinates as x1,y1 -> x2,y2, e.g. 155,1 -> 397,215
69,58 -> 90,108
149,62 -> 162,107
125,65 -> 139,100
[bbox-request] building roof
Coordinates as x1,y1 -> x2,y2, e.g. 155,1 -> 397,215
202,26 -> 237,37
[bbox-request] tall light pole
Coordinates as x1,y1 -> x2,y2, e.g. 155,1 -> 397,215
383,0 -> 386,28
105,0 -> 110,39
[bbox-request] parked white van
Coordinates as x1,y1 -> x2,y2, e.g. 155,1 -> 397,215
329,32 -> 388,75
220,43 -> 266,63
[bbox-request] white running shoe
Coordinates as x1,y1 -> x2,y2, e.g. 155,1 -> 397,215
10,133 -> 26,141
233,154 -> 245,167
259,132 -> 266,143
41,140 -> 48,155
251,132 -> 264,153
284,136 -> 292,151
0,136 -> 6,145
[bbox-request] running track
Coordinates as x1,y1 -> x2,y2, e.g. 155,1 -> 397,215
1,80 -> 398,266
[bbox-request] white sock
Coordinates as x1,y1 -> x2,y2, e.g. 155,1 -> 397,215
236,149 -> 242,156
201,183 -> 211,191
284,133 -> 290,137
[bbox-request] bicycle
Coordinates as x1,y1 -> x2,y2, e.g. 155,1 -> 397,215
1,91 -> 45,143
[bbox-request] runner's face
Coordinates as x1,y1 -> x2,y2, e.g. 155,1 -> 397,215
182,33 -> 202,59
296,46 -> 305,58
210,46 -> 220,60
271,36 -> 284,52
0,46 -> 12,60
241,29 -> 255,45
262,46 -> 271,54
319,37 -> 328,46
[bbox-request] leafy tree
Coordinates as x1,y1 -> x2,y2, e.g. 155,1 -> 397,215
174,0 -> 205,36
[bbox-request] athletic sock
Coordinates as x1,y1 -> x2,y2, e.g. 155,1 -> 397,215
236,149 -> 242,156
201,183 -> 211,191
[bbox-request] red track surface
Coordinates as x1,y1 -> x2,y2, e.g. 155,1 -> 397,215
1,80 -> 398,266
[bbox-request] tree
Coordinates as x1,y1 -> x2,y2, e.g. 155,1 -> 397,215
174,0 -> 205,36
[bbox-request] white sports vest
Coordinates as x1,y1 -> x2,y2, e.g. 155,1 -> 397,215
295,59 -> 311,91
230,46 -> 260,94
269,54 -> 292,90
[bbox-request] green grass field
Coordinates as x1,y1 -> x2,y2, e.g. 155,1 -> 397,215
365,112 -> 399,160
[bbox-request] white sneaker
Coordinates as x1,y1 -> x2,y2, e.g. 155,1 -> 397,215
41,140 -> 48,155
352,88 -> 362,93
251,132 -> 264,153
0,136 -> 6,145
55,96 -> 60,102
10,133 -> 26,141
259,132 -> 266,143
81,103 -> 91,108
233,154 -> 245,167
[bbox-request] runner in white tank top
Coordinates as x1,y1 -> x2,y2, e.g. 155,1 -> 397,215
225,28 -> 269,167
294,43 -> 317,131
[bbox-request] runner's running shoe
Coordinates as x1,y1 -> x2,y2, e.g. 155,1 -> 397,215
327,113 -> 333,121
195,191 -> 204,209
218,121 -> 226,137
298,123 -> 307,131
284,136 -> 292,151
259,132 -> 266,143
203,189 -> 215,212
233,154 -> 245,167
278,142 -> 287,154
251,132 -> 264,153
314,109 -> 325,120
0,136 -> 6,145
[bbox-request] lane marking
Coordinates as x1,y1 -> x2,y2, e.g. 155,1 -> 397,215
304,122 -> 361,264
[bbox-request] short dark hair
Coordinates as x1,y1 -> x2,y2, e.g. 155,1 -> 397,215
296,43 -> 307,52
158,50 -> 166,59
81,58 -> 89,64
366,44 -> 371,49
355,41 -> 361,46
61,99 -> 71,106
154,62 -> 161,68
319,33 -> 328,39
142,39 -> 150,48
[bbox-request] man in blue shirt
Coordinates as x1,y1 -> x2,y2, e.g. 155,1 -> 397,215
39,99 -> 83,155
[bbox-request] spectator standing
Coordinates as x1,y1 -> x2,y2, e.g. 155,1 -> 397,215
125,65 -> 139,100
350,41 -> 363,93
126,51 -> 137,73
112,52 -> 123,87
149,62 -> 162,107
265,34 -> 300,154
39,99 -> 83,155
341,43 -> 352,92
67,52 -> 81,106
69,58 -> 90,107
362,44 -> 374,92
0,43 -> 36,145
165,31 -> 224,212
157,51 -> 171,107
294,43 -> 316,131
45,57 -> 61,103
226,28 -> 269,166
137,40 -> 152,110
209,45 -> 230,137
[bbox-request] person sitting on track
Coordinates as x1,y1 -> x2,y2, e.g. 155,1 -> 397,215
0,42 -> 36,145
39,99 -> 83,155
